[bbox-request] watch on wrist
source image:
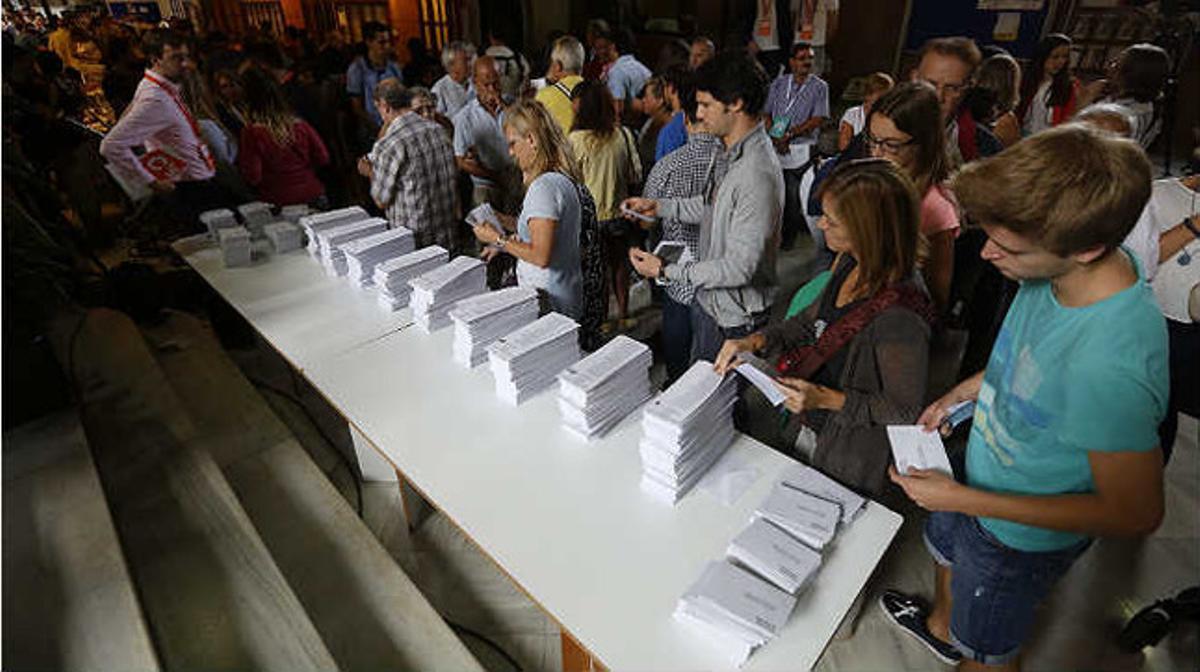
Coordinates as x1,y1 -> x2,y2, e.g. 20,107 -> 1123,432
657,263 -> 668,280
1183,217 -> 1200,240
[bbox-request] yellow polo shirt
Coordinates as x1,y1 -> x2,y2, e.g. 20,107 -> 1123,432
536,75 -> 583,134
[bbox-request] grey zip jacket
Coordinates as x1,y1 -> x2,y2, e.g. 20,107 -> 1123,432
658,123 -> 785,328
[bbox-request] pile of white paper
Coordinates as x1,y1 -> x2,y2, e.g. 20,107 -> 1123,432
298,206 -> 368,255
557,335 -> 652,439
237,201 -> 274,234
487,313 -> 580,405
449,286 -> 539,367
263,221 -> 303,253
199,208 -> 237,237
639,361 -> 738,504
408,256 -> 487,332
726,517 -> 822,595
753,481 -> 841,551
674,561 -> 797,667
373,246 -> 447,310
317,218 -> 388,276
217,226 -> 251,267
279,204 -> 310,224
779,463 -> 866,524
342,227 -> 415,287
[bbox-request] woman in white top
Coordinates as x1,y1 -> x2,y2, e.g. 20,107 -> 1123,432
838,72 -> 893,152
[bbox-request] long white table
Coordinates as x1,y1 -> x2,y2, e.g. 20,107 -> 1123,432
179,238 -> 903,671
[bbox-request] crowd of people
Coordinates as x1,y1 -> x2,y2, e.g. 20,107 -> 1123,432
4,7 -> 1199,672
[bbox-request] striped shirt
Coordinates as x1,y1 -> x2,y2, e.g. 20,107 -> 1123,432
370,111 -> 461,250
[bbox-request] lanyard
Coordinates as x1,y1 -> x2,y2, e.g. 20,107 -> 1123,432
781,77 -> 809,119
144,72 -> 215,171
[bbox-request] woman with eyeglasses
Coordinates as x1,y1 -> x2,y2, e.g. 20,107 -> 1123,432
1019,33 -> 1078,136
864,82 -> 958,312
714,159 -> 935,495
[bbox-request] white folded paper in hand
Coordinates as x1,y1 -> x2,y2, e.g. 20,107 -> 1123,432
727,517 -> 822,595
651,240 -> 692,286
466,203 -> 505,235
620,205 -> 656,222
733,352 -> 787,407
887,425 -> 953,477
673,560 -> 797,666
754,481 -> 841,551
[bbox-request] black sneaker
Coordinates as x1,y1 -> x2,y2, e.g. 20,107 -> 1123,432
879,589 -> 963,665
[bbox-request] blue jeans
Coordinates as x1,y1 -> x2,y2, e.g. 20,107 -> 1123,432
924,511 -> 1090,665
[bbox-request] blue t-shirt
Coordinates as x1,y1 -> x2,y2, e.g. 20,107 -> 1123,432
515,172 -> 583,319
654,111 -> 687,162
346,57 -> 404,128
606,54 -> 651,109
966,249 -> 1168,552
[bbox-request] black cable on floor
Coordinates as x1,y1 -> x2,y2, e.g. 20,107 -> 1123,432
247,376 -> 365,518
444,619 -> 523,672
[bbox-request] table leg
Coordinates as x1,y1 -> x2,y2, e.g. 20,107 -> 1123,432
561,631 -> 607,672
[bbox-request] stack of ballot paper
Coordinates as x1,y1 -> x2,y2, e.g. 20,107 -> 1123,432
557,335 -> 653,439
342,227 -> 415,287
199,208 -> 237,237
299,207 -> 368,255
408,256 -> 487,332
674,561 -> 798,667
726,517 -> 822,595
237,201 -> 274,234
754,481 -> 841,551
263,221 -> 303,253
373,246 -> 447,310
449,287 -> 539,367
279,204 -> 310,223
639,361 -> 738,504
487,313 -> 580,405
317,218 -> 388,276
217,227 -> 251,267
779,463 -> 866,524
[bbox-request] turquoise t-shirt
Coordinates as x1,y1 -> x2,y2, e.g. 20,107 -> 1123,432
965,250 -> 1168,552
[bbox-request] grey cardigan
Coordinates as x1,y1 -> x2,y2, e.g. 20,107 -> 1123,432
750,279 -> 932,495
658,124 -> 784,328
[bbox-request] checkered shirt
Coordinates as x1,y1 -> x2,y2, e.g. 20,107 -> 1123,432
370,111 -> 461,250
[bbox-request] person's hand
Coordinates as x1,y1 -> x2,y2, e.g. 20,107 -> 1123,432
917,376 -> 982,434
480,245 -> 500,262
772,135 -> 790,154
889,467 -> 968,512
774,376 -> 816,414
356,156 -> 372,178
629,247 -> 663,279
714,337 -> 758,375
473,222 -> 502,246
148,179 -> 175,194
620,197 -> 658,221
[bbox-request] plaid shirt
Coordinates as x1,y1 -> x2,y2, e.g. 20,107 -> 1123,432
370,111 -> 461,250
644,132 -> 726,304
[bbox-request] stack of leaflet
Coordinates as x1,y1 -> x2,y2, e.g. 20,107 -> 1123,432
263,221 -> 303,253
199,208 -> 237,237
317,218 -> 388,276
299,206 -> 368,255
279,204 -> 310,224
449,286 -> 539,367
373,246 -> 447,310
639,361 -> 738,504
217,226 -> 251,267
342,227 -> 415,287
726,517 -> 822,595
237,201 -> 274,235
674,561 -> 798,667
753,481 -> 842,551
487,313 -> 580,405
779,463 -> 866,525
557,335 -> 653,439
408,256 -> 486,331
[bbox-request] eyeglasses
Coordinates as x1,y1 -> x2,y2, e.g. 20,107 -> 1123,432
863,130 -> 914,153
918,78 -> 967,97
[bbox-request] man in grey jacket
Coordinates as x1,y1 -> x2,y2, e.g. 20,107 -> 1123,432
625,52 -> 784,363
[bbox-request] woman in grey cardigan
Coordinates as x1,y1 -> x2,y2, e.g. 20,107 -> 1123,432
715,159 -> 936,495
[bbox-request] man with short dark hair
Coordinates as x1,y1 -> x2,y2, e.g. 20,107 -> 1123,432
624,53 -> 784,362
346,21 -> 404,136
654,64 -> 693,160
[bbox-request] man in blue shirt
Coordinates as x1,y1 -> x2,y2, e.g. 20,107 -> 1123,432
346,21 -> 404,140
654,64 -> 692,162
882,125 -> 1167,672
603,27 -> 651,123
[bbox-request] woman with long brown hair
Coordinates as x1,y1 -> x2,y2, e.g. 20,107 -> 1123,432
237,67 -> 329,206
715,159 -> 935,495
1019,33 -> 1078,136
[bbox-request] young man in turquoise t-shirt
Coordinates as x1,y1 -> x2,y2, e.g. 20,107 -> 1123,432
881,125 -> 1169,671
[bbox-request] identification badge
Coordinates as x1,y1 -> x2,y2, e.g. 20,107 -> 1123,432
770,116 -> 790,139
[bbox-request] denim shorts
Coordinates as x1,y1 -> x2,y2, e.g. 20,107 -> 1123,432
923,511 -> 1090,665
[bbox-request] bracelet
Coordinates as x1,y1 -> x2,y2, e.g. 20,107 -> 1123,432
496,234 -> 508,250
1183,217 -> 1200,240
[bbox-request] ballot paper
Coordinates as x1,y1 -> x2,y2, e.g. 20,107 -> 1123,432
342,227 -> 415,287
373,245 -> 448,311
409,256 -> 487,332
778,463 -> 866,524
263,221 -> 303,253
237,201 -> 274,235
199,208 -> 237,237
733,353 -> 787,407
217,226 -> 252,267
652,240 -> 693,286
465,202 -> 505,235
640,361 -> 739,504
887,426 -> 954,477
727,517 -> 822,595
674,560 -> 797,666
557,335 -> 653,439
487,313 -> 581,405
317,218 -> 388,277
279,204 -> 310,224
754,481 -> 842,551
299,206 -> 369,255
449,287 -> 539,367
